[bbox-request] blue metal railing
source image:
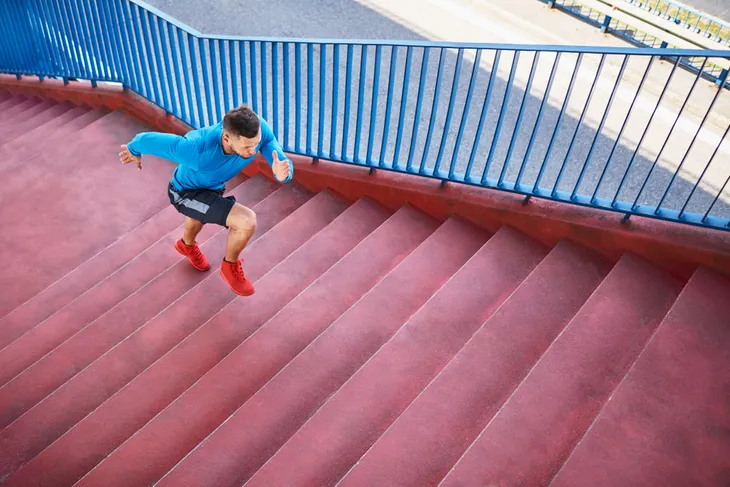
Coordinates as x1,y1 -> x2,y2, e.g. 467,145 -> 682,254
545,0 -> 730,84
1,0 -> 730,231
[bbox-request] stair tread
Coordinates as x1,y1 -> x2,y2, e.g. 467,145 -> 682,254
71,205 -> 436,487
551,266 -> 730,487
0,111 -> 172,318
5,190 -> 359,486
240,226 -> 547,487
0,175 -> 263,363
0,172 -> 248,351
0,99 -> 62,142
0,182 -> 314,479
155,218 -> 489,487
439,253 -> 683,487
0,97 -> 45,124
0,105 -> 106,174
338,240 -> 612,486
0,178 -> 296,423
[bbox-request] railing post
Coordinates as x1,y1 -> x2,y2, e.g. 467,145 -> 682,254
601,15 -> 612,33
716,69 -> 728,88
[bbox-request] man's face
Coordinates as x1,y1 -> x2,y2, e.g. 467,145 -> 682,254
227,130 -> 261,159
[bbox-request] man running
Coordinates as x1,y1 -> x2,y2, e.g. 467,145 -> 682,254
118,105 -> 293,296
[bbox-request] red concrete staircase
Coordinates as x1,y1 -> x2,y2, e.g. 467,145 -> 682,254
1,92 -> 729,487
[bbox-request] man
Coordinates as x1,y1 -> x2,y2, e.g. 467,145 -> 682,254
118,105 -> 293,296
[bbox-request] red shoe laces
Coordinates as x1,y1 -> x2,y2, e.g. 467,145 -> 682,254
231,260 -> 245,281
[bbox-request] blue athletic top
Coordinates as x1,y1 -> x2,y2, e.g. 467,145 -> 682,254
126,116 -> 293,191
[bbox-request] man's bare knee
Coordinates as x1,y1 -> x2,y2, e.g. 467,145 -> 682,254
227,204 -> 257,233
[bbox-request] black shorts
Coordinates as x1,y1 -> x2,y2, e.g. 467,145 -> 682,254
168,182 -> 236,227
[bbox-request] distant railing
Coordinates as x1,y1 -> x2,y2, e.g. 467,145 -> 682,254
1,0 -> 730,231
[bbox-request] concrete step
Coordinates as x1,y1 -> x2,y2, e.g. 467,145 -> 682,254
74,204 -> 436,487
0,182 -> 308,440
440,254 -> 683,487
551,266 -> 730,487
338,240 -> 612,486
1,190 -> 355,484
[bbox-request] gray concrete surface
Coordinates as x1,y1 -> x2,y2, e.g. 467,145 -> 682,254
139,0 -> 730,224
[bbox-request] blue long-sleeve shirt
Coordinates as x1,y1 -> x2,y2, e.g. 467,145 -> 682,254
127,116 -> 293,191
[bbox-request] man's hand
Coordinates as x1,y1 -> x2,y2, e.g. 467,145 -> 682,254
272,151 -> 291,182
119,144 -> 143,171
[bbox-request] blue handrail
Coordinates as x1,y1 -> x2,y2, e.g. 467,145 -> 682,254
1,0 -> 729,232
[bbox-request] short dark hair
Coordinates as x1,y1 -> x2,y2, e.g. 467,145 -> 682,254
223,105 -> 260,138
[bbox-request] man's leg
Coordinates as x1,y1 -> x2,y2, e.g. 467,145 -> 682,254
224,203 -> 257,263
183,217 -> 204,246
219,203 -> 257,296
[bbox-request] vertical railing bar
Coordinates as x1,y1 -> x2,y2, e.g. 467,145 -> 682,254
140,8 -> 163,103
117,0 -> 145,94
684,124 -> 730,218
272,41 -> 280,138
612,55 -> 681,206
250,42 -> 259,114
220,40 -> 231,113
656,66 -> 728,212
379,45 -> 398,168
552,54 -> 607,196
34,0 -> 68,78
5,3 -> 30,75
434,48 -> 464,176
341,45 -> 354,158
197,38 -> 215,125
499,51 -> 540,186
392,46 -> 413,171
65,0 -> 94,81
703,171 -> 730,223
318,43 -> 327,157
186,34 -> 203,127
25,2 -> 55,79
419,48 -> 446,174
261,42 -> 269,121
157,16 -> 178,116
592,56 -> 654,203
231,41 -> 240,109
330,44 -> 340,158
283,42 -> 291,149
295,43 -> 302,153
178,30 -> 196,126
407,47 -> 431,173
465,50 -> 501,181
571,55 -> 629,199
167,23 -> 187,120
631,58 -> 708,210
534,52 -> 584,191
1,4 -> 21,73
483,50 -> 522,185
98,0 -> 128,85
74,0 -> 103,79
209,38 -> 222,121
88,0 -> 116,80
239,41 -> 250,106
517,51 -> 561,187
354,44 -> 369,163
449,49 -> 482,180
43,0 -> 76,78
306,43 -> 314,155
366,45 -> 383,165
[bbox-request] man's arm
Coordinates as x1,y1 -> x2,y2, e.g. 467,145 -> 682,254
259,120 -> 293,183
122,132 -> 200,170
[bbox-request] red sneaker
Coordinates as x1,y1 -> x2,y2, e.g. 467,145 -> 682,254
174,239 -> 211,271
220,259 -> 255,296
